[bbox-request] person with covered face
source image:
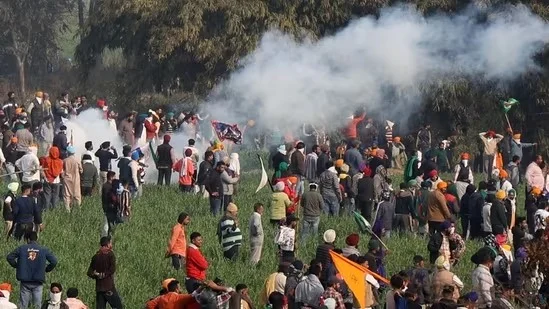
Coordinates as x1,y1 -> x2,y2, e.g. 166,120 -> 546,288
478,130 -> 504,180
41,282 -> 69,309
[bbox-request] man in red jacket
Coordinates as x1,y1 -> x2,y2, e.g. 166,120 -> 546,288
185,232 -> 208,293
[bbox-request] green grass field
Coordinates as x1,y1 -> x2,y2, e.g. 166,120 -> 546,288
0,161 -> 520,308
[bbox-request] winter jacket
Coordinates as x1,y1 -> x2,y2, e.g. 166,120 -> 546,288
356,176 -> 375,202
395,190 -> 413,216
220,170 -> 238,195
81,162 -> 98,188
472,264 -> 494,308
427,190 -> 452,223
376,201 -> 395,231
319,168 -> 341,200
7,241 -> 57,283
186,244 -> 208,280
270,192 -> 292,221
510,139 -> 534,160
156,143 -> 175,169
86,248 -> 116,292
52,132 -> 68,153
205,170 -> 223,198
290,150 -> 305,176
301,190 -> 324,218
427,231 -> 457,264
490,201 -> 508,234
95,148 -> 118,172
344,148 -> 363,175
197,160 -> 213,186
316,152 -> 330,177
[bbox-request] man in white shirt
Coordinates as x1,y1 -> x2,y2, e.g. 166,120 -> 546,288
249,203 -> 264,265
15,146 -> 40,187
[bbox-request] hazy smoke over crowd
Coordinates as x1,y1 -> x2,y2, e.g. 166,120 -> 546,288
207,5 -> 549,131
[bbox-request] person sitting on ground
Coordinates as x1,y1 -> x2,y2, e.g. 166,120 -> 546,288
64,287 -> 88,309
0,282 -> 17,309
40,282 -> 69,309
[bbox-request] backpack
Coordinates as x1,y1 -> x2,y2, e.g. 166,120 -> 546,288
416,190 -> 429,224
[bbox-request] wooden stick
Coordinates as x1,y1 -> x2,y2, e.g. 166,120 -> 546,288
504,113 -> 513,133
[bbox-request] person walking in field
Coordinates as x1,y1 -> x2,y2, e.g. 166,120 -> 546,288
12,184 -> 43,241
3,182 -> 18,240
40,146 -> 63,210
156,134 -> 176,186
166,212 -> 190,271
249,203 -> 264,265
101,172 -> 117,237
300,183 -> 323,243
62,146 -> 82,212
81,154 -> 98,197
87,236 -> 124,309
173,149 -> 195,193
6,231 -> 58,309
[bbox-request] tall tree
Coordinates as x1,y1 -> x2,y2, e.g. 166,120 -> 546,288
0,0 -> 76,97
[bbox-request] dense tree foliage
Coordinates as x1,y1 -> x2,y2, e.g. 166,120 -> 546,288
0,0 -> 76,96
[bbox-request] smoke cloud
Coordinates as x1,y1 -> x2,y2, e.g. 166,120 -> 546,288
206,4 -> 549,133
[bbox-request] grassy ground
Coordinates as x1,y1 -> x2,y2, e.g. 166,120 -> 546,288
0,163 -> 521,308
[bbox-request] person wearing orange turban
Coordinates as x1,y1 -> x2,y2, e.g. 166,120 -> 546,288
428,180 -> 453,234
390,136 -> 407,169
510,132 -> 537,162
454,153 -> 473,184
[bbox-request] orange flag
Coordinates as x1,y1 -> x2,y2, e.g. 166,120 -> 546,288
329,251 -> 390,309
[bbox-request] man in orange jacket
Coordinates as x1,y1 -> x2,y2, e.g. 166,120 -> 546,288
146,279 -> 198,309
166,212 -> 190,270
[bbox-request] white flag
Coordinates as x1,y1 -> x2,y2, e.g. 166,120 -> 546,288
256,156 -> 268,193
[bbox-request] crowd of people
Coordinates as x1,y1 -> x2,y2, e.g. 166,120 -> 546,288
2,92 -> 549,309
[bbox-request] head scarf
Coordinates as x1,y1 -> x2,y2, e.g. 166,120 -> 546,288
275,162 -> 289,179
274,181 -> 285,192
43,146 -> 63,182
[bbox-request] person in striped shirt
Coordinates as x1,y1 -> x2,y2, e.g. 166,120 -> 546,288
217,203 -> 242,261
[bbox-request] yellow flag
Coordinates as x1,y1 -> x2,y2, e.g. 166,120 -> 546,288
329,251 -> 389,309
329,251 -> 368,309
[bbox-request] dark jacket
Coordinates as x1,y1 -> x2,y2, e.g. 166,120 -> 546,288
81,162 -> 98,188
427,231 -> 457,264
197,160 -> 213,186
356,176 -> 375,202
301,190 -> 323,218
395,190 -> 413,215
156,143 -> 173,169
316,152 -> 330,177
52,132 -> 68,152
407,266 -> 431,305
205,170 -> 223,198
7,241 -> 57,283
4,144 -> 17,164
3,191 -> 15,221
101,182 -> 115,214
290,150 -> 305,176
30,102 -> 46,131
272,152 -> 288,171
95,148 -> 118,172
490,200 -> 508,235
87,248 -> 117,292
13,196 -> 41,225
117,157 -> 132,183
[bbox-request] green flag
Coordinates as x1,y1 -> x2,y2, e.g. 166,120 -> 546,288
501,98 -> 519,113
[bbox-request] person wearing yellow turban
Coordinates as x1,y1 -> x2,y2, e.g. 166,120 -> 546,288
491,190 -> 509,235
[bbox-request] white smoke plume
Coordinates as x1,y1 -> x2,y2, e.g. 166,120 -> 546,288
206,4 -> 549,132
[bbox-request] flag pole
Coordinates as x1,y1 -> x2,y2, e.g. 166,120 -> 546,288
504,114 -> 513,133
